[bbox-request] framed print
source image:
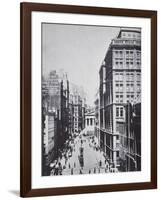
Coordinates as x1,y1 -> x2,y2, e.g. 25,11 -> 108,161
20,2 -> 157,197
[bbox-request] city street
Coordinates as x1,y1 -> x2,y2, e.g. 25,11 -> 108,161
42,26 -> 142,177
50,129 -> 110,176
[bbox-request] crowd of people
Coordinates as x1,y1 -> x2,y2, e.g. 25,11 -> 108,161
50,132 -> 111,176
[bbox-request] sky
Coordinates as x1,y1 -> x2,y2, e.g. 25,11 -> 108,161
42,23 -> 120,106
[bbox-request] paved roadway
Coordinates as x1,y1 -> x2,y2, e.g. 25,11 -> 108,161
59,132 -> 109,175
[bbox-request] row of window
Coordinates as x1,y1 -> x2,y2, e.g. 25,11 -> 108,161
116,83 -> 123,87
115,83 -> 140,87
114,50 -> 141,56
115,73 -> 141,80
115,91 -> 140,97
115,72 -> 141,76
115,61 -> 140,65
115,95 -> 134,100
122,32 -> 140,39
116,83 -> 140,90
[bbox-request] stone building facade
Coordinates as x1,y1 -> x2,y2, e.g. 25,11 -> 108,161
99,28 -> 141,170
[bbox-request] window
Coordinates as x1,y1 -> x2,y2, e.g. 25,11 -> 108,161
137,74 -> 141,81
119,73 -> 123,80
120,107 -> 123,117
130,73 -> 134,79
87,118 -> 89,126
116,107 -> 119,117
137,87 -> 140,91
90,118 -> 93,126
137,51 -> 140,56
116,107 -> 124,117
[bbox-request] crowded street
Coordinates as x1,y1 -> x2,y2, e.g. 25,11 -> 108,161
50,129 -> 110,176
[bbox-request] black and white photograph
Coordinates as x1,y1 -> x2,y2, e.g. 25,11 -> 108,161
41,23 -> 141,176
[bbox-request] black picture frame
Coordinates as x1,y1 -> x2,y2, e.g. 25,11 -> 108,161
20,2 -> 157,197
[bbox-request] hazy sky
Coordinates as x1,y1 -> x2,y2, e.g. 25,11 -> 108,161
42,23 -> 120,106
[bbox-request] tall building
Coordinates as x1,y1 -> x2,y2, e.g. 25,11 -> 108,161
43,111 -> 58,175
48,71 -> 61,112
73,91 -> 82,132
94,91 -> 100,140
132,102 -> 141,171
81,97 -> 86,130
99,28 -> 141,170
68,93 -> 74,136
71,84 -> 86,133
42,70 -> 70,175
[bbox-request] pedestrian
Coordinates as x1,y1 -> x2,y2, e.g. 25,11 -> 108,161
94,167 -> 96,174
54,164 -> 59,175
89,169 -> 91,174
106,164 -> 109,171
99,160 -> 102,167
71,168 -> 73,175
58,162 -> 62,175
51,169 -> 54,176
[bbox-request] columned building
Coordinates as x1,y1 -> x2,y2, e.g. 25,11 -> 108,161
99,28 -> 141,170
85,111 -> 95,135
